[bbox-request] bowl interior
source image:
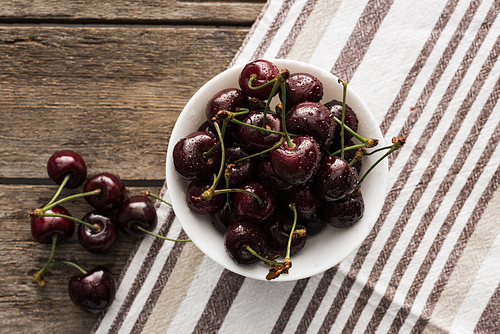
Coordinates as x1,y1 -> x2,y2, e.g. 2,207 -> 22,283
166,59 -> 387,281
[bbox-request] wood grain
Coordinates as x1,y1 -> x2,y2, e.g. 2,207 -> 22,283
1,0 -> 265,25
0,26 -> 249,180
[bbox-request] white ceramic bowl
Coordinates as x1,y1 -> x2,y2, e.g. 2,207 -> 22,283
166,59 -> 387,281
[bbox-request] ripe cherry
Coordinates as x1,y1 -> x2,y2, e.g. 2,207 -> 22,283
257,158 -> 294,193
269,135 -> 321,186
233,182 -> 276,223
83,172 -> 125,211
324,99 -> 359,143
68,266 -> 117,313
172,131 -> 222,181
238,111 -> 283,154
238,59 -> 279,100
116,195 -> 157,237
224,145 -> 259,188
319,191 -> 365,228
78,211 -> 117,254
210,201 -> 241,233
261,213 -> 307,256
31,205 -> 74,244
314,156 -> 358,202
47,150 -> 87,188
224,221 -> 268,266
186,180 -> 225,214
281,72 -> 323,111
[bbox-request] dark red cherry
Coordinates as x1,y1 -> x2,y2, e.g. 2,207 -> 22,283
233,182 -> 276,223
303,213 -> 327,236
68,266 -> 116,313
172,131 -> 222,181
257,158 -> 294,193
31,205 -> 74,244
281,72 -> 323,111
261,213 -> 307,256
116,196 -> 157,237
47,150 -> 87,188
285,101 -> 336,150
186,180 -> 225,214
238,59 -> 279,100
282,184 -> 323,220
206,88 -> 248,134
83,173 -> 125,211
319,191 -> 365,228
224,221 -> 268,265
78,211 -> 117,254
269,135 -> 321,186
329,139 -> 363,174
314,156 -> 359,202
238,111 -> 282,154
210,201 -> 241,234
224,145 -> 259,188
324,100 -> 359,143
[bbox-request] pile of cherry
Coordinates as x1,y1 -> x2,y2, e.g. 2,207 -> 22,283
172,59 -> 404,280
29,151 -> 184,313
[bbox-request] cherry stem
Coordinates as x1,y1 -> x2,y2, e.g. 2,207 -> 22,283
230,118 -> 285,136
328,143 -> 366,157
31,211 -> 99,232
285,203 -> 298,260
204,121 -> 228,158
233,136 -> 285,165
42,189 -> 101,212
245,245 -> 283,266
210,122 -> 226,191
32,234 -> 57,286
145,191 -> 172,207
357,137 -> 405,187
48,260 -> 88,275
338,78 -> 348,159
208,188 -> 263,206
247,75 -> 277,91
45,174 -> 71,208
136,226 -> 192,242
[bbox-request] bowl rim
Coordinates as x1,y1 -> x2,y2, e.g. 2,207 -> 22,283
166,59 -> 388,281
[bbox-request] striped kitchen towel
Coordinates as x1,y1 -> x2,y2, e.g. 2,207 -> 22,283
92,0 -> 500,332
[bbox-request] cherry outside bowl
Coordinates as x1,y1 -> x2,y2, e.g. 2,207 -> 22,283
166,59 -> 388,281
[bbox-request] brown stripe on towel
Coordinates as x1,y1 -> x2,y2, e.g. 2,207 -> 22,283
271,278 -> 311,334
331,0 -> 395,82
275,0 -> 319,59
342,3 -> 500,332
379,0 -> 459,136
191,270 -> 245,334
387,0 -> 483,169
130,230 -> 191,334
252,0 -> 297,60
107,208 -> 179,333
474,280 -> 500,333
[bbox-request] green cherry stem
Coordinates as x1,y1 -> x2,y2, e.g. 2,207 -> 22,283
285,203 -> 298,260
41,189 -> 101,213
328,143 -> 367,157
30,210 -> 99,232
245,245 -> 283,266
136,226 -> 191,242
145,191 -> 172,207
203,187 -> 264,206
280,81 -> 295,149
47,260 -> 88,275
230,118 -> 285,136
332,116 -> 379,148
263,69 -> 290,129
44,174 -> 71,208
233,136 -> 285,165
32,234 -> 58,287
338,78 -> 348,159
247,74 -> 277,91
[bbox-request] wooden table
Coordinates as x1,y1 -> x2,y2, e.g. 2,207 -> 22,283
0,1 -> 264,332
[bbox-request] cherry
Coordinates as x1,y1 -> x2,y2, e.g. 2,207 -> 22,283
47,150 -> 87,188
224,221 -> 268,265
224,145 -> 259,188
261,213 -> 307,256
210,201 -> 241,233
285,101 -> 336,150
281,72 -> 323,111
83,172 -> 125,211
269,135 -> 321,186
324,99 -> 359,143
116,195 -> 157,237
206,88 -> 248,134
68,266 -> 117,313
303,213 -> 327,236
78,211 -> 117,254
233,182 -> 276,223
238,111 -> 283,154
172,131 -> 222,181
257,158 -> 294,193
31,205 -> 74,244
314,156 -> 358,202
186,180 -> 225,214
282,183 -> 323,220
238,59 -> 279,100
319,191 -> 365,228
329,139 -> 363,174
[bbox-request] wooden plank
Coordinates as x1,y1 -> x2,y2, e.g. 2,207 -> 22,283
0,0 -> 264,25
0,183 -> 164,333
0,26 -> 248,180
